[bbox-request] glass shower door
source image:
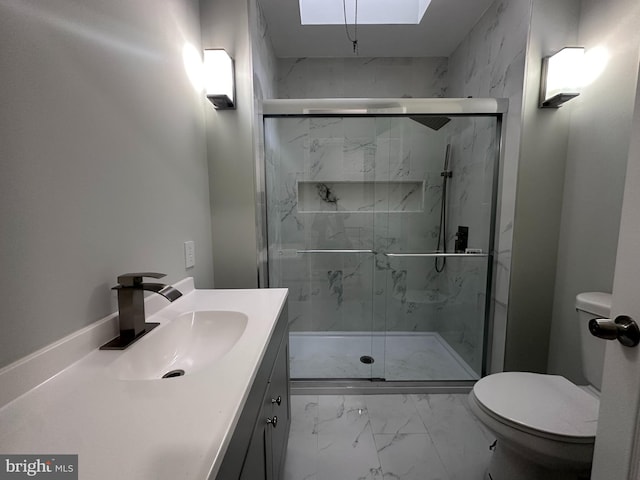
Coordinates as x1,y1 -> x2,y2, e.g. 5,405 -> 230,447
264,110 -> 501,382
379,115 -> 499,381
265,116 -> 378,380
290,250 -> 377,379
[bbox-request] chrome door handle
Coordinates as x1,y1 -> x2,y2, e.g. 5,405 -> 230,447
589,316 -> 640,347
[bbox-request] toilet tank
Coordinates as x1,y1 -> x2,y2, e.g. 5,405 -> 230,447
576,292 -> 612,391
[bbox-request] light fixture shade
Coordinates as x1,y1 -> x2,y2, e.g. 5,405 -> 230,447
204,49 -> 235,109
539,47 -> 585,108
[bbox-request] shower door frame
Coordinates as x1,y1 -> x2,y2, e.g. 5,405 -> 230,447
258,98 -> 508,394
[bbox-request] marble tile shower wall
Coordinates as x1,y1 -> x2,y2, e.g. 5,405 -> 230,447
266,115 -> 495,359
277,57 -> 448,99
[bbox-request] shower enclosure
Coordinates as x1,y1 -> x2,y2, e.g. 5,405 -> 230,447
261,98 -> 505,386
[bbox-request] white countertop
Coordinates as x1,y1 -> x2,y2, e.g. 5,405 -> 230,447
0,282 -> 288,480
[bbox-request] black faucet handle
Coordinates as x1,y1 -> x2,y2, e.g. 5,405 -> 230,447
116,272 -> 166,287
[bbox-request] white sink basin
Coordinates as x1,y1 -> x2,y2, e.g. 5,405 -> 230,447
107,310 -> 248,380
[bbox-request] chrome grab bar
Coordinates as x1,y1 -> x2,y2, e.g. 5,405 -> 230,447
296,249 -> 377,254
294,250 -> 489,257
384,252 -> 489,258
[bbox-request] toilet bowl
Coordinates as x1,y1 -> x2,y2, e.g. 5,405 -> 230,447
469,292 -> 611,480
468,372 -> 598,479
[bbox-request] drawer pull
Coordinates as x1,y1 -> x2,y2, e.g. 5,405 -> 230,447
266,416 -> 278,428
271,396 -> 282,406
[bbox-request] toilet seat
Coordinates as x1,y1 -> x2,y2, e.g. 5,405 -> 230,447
472,372 -> 599,442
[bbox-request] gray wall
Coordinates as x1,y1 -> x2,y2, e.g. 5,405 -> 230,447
547,0 -> 640,383
0,0 -> 214,369
504,0 -> 579,372
200,0 -> 261,288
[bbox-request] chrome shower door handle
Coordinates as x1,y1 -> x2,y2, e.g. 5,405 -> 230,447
589,315 -> 640,347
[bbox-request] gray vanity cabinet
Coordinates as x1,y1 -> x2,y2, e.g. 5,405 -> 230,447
214,303 -> 290,480
262,328 -> 290,480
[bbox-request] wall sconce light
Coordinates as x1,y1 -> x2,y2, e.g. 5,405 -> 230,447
539,47 -> 585,108
203,49 -> 235,109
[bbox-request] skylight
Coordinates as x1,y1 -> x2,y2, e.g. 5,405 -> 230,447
299,0 -> 432,25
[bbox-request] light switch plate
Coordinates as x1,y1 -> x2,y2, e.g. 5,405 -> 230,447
184,241 -> 195,269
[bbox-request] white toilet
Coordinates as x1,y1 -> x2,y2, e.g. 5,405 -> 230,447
468,292 -> 611,480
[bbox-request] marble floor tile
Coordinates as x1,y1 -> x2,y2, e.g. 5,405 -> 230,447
365,394 -> 428,434
290,395 -> 320,434
317,422 -> 383,480
284,396 -> 319,480
284,394 -> 491,480
316,395 -> 370,434
284,437 -> 318,480
412,394 -> 494,480
375,433 -> 450,480
308,395 -> 382,480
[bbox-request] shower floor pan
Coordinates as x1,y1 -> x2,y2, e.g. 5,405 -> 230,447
289,331 -> 479,381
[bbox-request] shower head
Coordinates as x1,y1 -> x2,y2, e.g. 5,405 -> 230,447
409,115 -> 451,131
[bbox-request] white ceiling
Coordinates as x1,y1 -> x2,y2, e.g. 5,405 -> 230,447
259,0 -> 496,58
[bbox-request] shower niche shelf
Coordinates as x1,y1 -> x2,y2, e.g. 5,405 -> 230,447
297,180 -> 424,213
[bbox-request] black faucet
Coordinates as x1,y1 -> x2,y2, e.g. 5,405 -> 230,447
100,272 -> 182,350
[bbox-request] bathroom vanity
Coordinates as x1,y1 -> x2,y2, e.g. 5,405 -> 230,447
0,279 -> 289,480
215,302 -> 290,480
